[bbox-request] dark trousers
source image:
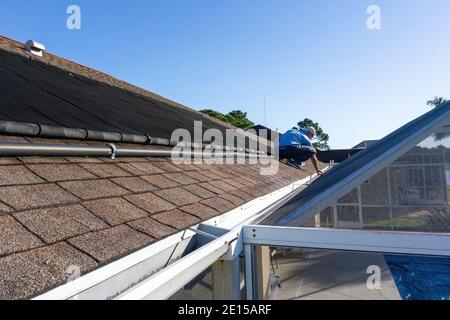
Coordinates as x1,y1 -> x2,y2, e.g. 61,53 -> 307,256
279,145 -> 316,162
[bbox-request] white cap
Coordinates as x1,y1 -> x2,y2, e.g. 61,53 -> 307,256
303,126 -> 316,137
25,40 -> 46,57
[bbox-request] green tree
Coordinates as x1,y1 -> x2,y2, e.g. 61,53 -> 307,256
225,110 -> 254,129
200,109 -> 254,129
427,97 -> 449,141
200,109 -> 227,122
427,97 -> 448,108
294,118 -> 330,150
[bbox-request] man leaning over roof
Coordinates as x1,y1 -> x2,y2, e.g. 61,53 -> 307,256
279,127 -> 323,176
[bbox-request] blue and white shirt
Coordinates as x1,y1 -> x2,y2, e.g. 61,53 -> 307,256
279,129 -> 313,148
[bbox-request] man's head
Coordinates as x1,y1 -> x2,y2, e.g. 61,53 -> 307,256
303,126 -> 316,139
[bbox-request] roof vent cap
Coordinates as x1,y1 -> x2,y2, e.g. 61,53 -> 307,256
25,40 -> 46,57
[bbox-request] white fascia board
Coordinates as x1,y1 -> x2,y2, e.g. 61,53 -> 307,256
243,225 -> 450,257
116,228 -> 236,300
34,172 -> 318,300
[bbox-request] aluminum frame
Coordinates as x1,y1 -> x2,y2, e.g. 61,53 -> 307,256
242,225 -> 450,257
242,225 -> 450,300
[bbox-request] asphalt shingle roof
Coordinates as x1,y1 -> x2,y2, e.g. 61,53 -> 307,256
0,35 -> 319,299
0,35 -> 243,140
0,141 -> 312,299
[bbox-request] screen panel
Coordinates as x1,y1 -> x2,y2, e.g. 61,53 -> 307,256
265,247 -> 450,300
315,132 -> 450,233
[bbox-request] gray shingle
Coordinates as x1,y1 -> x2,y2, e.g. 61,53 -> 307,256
18,157 -> 70,164
58,179 -> 129,200
80,163 -> 132,178
83,197 -> 148,226
128,217 -> 176,239
0,215 -> 43,256
152,161 -> 183,173
207,180 -> 236,192
219,193 -> 246,206
199,182 -> 225,194
110,177 -> 157,193
0,184 -> 79,210
163,173 -> 198,185
126,162 -> 165,175
153,187 -> 202,206
179,203 -> 219,220
183,185 -> 216,199
14,205 -> 107,244
152,209 -> 200,229
27,164 -> 96,182
68,225 -> 153,263
201,197 -> 235,213
0,165 -> 44,186
0,242 -> 97,299
184,171 -> 212,182
125,192 -> 176,214
141,175 -> 180,189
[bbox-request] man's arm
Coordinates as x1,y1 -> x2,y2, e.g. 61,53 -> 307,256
311,154 -> 323,175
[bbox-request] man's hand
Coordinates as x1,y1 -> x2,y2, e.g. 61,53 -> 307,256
311,155 -> 323,176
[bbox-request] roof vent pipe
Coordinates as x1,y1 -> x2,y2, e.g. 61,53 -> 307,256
25,40 -> 46,57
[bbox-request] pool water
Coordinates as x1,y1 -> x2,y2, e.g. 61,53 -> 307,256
384,255 -> 450,300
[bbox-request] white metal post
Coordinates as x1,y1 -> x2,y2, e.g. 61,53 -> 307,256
212,257 -> 241,300
243,225 -> 450,257
357,185 -> 363,228
244,244 -> 254,300
387,167 -> 394,230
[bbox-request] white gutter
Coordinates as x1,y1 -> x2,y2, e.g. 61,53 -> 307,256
35,172 -> 319,300
117,228 -> 236,300
117,172 -> 320,300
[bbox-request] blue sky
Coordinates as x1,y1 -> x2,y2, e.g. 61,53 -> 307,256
1,0 -> 449,148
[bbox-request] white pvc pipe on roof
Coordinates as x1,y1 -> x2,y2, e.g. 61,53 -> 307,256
0,142 -> 267,159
